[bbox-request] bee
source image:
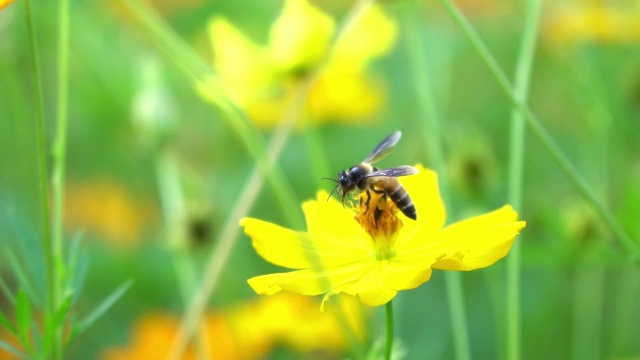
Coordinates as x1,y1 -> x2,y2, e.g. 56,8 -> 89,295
325,131 -> 418,220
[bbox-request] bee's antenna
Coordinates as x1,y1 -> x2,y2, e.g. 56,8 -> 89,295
320,177 -> 338,183
326,184 -> 340,202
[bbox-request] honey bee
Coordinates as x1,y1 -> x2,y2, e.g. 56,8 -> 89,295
325,131 -> 418,220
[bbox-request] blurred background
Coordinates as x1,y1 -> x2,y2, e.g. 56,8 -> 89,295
1,0 -> 640,358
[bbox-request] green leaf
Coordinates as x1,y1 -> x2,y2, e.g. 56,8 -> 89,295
65,232 -> 83,289
67,232 -> 88,303
30,324 -> 41,357
0,274 -> 16,304
42,295 -> 73,356
53,295 -> 72,331
15,289 -> 31,350
0,310 -> 16,334
64,323 -> 80,351
76,280 -> 133,334
5,250 -> 41,306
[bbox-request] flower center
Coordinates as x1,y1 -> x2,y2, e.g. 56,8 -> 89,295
353,191 -> 403,260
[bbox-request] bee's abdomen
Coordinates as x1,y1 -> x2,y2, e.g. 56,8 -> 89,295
388,182 -> 417,221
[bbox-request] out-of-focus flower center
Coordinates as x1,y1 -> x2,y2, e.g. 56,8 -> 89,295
353,191 -> 402,260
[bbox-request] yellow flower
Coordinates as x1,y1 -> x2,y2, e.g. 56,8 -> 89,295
101,294 -> 365,360
242,165 -> 526,307
198,0 -> 397,128
544,2 -> 640,44
0,0 -> 14,11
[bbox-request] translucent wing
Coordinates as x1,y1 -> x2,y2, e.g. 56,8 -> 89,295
362,131 -> 402,164
363,165 -> 419,178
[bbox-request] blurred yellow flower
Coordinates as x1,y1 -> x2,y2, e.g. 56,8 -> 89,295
64,177 -> 155,249
101,293 -> 365,360
544,2 -> 640,44
198,0 -> 397,128
242,165 -> 526,307
0,0 -> 14,10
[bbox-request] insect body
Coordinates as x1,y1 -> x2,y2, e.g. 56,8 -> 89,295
327,131 -> 418,220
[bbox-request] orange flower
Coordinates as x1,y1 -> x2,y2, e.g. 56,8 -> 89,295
64,177 -> 156,249
102,294 -> 366,359
544,2 -> 640,45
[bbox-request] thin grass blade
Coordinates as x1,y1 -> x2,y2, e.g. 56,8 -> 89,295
0,275 -> 15,304
76,280 -> 133,333
0,310 -> 16,334
15,289 -> 31,351
437,0 -> 638,259
5,251 -> 40,306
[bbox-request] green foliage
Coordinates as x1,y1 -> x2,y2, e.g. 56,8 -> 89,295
1,0 -> 640,358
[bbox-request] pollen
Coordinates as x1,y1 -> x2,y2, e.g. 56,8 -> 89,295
353,191 -> 403,240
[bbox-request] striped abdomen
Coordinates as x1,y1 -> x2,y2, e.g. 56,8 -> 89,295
373,178 -> 417,220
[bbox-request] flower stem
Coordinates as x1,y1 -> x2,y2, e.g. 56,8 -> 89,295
384,300 -> 394,360
437,0 -> 638,258
154,149 -> 209,359
24,0 -> 56,357
119,0 -> 304,229
129,0 -> 376,356
402,2 -> 470,359
50,0 -> 71,355
506,0 -> 541,359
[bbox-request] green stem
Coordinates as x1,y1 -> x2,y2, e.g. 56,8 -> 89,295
438,0 -> 639,259
53,0 -> 70,270
153,0 -> 376,356
506,0 -> 542,359
50,0 -> 71,356
402,2 -> 469,359
121,0 -> 304,229
154,150 -> 209,359
24,0 -> 56,357
384,301 -> 394,360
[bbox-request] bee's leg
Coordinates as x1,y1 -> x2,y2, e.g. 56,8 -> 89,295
374,207 -> 383,227
371,188 -> 386,227
374,195 -> 389,227
364,189 -> 372,214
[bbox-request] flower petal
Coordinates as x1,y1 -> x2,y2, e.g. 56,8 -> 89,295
303,191 -> 372,255
202,17 -> 272,106
431,205 -> 526,271
332,4 -> 398,70
248,259 -> 374,297
322,260 -> 434,307
394,165 -> 446,250
241,217 -> 370,269
269,0 -> 335,71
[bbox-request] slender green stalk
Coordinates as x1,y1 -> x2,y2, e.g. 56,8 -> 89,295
384,301 -> 394,360
53,0 -> 70,259
506,1 -> 542,359
50,0 -> 71,356
571,264 -> 604,360
153,0 -> 377,357
402,2 -> 470,359
120,0 -> 304,229
438,0 -> 638,258
24,0 -> 56,357
445,273 -> 471,360
154,150 -> 209,360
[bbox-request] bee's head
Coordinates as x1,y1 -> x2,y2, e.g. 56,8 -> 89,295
338,170 -> 351,188
321,168 -> 359,205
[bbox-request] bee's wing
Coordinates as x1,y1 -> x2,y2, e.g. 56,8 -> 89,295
362,131 -> 402,164
363,165 -> 419,178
